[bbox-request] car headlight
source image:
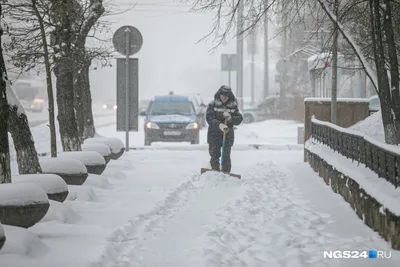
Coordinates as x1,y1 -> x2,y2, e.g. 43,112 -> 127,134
146,122 -> 159,129
186,122 -> 198,129
102,104 -> 107,109
113,105 -> 117,110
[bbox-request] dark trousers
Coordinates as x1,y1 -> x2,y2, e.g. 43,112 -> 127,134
209,143 -> 232,172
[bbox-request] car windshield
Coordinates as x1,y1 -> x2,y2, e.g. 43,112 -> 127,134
149,101 -> 195,116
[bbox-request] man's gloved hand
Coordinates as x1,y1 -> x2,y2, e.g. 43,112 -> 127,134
223,111 -> 232,122
219,123 -> 229,132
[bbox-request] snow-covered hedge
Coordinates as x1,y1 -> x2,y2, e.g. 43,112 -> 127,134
84,137 -> 124,154
0,183 -> 48,206
12,174 -> 68,195
0,183 -> 50,228
81,143 -> 111,157
12,174 -> 69,203
40,158 -> 87,175
57,151 -> 105,166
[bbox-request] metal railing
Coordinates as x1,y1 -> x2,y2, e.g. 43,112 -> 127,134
310,116 -> 400,188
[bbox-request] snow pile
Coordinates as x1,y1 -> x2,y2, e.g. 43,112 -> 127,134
304,97 -> 370,103
66,186 -> 97,202
196,171 -> 244,188
12,174 -> 68,194
0,183 -> 48,206
128,143 -> 303,151
40,200 -> 80,224
82,143 -> 111,157
350,110 -> 384,142
305,139 -> 400,215
0,225 -> 49,256
57,151 -> 105,166
83,174 -> 111,189
39,158 -> 87,174
85,137 -> 124,153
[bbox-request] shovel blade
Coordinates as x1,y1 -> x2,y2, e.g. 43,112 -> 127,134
200,168 -> 241,179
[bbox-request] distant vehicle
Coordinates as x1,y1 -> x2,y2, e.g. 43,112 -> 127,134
188,94 -> 207,128
236,97 -> 262,124
139,99 -> 150,116
101,100 -> 117,110
12,79 -> 46,112
144,95 -> 200,146
369,95 -> 380,115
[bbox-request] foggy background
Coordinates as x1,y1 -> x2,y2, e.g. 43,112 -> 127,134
88,0 -> 281,104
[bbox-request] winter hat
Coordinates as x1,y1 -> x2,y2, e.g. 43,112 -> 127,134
219,85 -> 232,96
214,85 -> 237,108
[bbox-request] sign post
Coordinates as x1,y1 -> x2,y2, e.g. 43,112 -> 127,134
221,54 -> 237,86
124,28 -> 130,150
113,25 -> 143,152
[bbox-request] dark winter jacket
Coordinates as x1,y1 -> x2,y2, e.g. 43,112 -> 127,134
206,89 -> 243,146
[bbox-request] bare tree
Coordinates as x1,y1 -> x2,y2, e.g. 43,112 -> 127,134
191,0 -> 400,144
0,1 -> 43,174
4,0 -> 57,156
317,0 -> 400,144
0,2 -> 11,183
73,0 -> 106,142
32,0 -> 57,157
5,0 -> 113,149
49,0 -> 82,151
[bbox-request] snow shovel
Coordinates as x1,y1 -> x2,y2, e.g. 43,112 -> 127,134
200,118 -> 241,179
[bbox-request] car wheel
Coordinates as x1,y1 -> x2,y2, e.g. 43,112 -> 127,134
191,134 -> 200,144
144,138 -> 151,146
243,113 -> 254,124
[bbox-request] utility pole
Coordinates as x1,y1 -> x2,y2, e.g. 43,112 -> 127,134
330,0 -> 339,124
279,0 -> 288,103
236,0 -> 244,111
357,70 -> 366,98
248,8 -> 258,104
250,39 -> 256,104
263,0 -> 269,99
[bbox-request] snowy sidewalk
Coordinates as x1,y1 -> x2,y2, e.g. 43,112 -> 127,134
90,150 -> 400,267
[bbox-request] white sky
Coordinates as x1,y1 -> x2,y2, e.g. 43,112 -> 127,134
89,0 -> 281,102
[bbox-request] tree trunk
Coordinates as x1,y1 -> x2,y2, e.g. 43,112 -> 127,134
369,0 -> 400,144
52,0 -> 81,151
382,0 -> 400,143
74,67 -> 84,143
72,0 -> 105,141
75,59 -> 95,141
6,85 -> 41,174
0,4 -> 11,183
0,96 -> 10,183
330,0 -> 339,124
54,59 -> 81,151
8,108 -> 42,174
32,0 -> 57,157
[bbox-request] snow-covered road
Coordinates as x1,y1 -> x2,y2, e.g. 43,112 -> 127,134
1,117 -> 399,267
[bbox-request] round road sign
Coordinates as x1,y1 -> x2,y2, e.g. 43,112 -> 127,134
112,25 -> 143,56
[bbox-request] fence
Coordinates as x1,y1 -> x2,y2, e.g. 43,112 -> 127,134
310,116 -> 400,188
